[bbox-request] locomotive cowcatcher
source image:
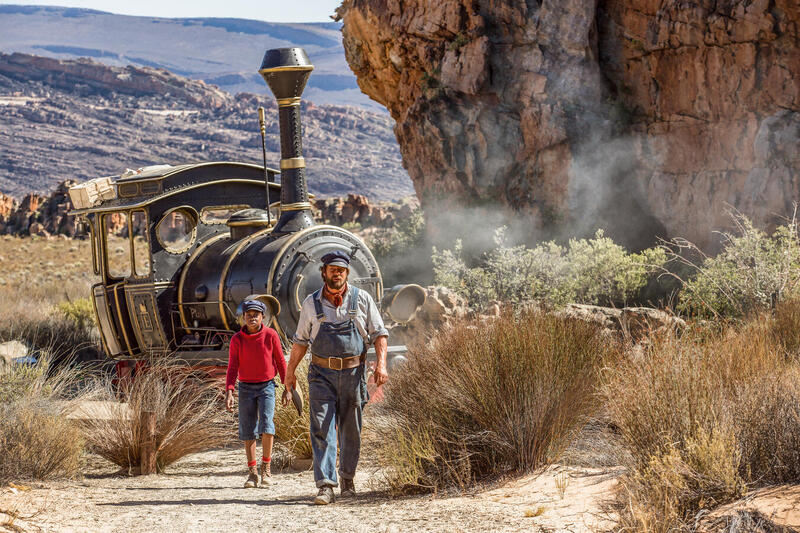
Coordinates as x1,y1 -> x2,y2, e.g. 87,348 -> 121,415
69,48 -> 415,376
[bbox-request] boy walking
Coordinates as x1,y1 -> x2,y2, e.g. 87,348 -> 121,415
225,299 -> 286,488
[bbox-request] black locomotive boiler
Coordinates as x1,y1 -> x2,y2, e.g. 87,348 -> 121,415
71,48 -> 415,367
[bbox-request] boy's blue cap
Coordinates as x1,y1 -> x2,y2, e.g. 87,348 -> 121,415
242,299 -> 267,314
321,251 -> 350,269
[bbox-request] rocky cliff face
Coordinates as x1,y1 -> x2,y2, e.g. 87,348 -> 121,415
338,0 -> 799,249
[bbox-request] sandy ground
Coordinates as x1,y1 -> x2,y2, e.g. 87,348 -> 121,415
0,450 -> 619,533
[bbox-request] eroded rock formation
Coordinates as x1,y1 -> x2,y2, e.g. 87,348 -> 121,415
338,0 -> 799,249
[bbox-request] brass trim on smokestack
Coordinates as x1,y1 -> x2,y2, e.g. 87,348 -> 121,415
280,202 -> 313,212
258,66 -> 314,73
277,97 -> 302,107
280,157 -> 306,170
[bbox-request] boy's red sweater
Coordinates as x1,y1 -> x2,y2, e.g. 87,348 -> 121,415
225,325 -> 286,390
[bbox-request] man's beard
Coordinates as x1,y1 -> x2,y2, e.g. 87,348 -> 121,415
323,273 -> 347,291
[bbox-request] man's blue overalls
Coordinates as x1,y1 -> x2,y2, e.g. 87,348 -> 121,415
308,286 -> 369,488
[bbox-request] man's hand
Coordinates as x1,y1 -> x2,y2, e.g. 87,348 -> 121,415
225,389 -> 234,412
373,364 -> 389,387
373,335 -> 389,387
281,387 -> 291,407
284,372 -> 297,396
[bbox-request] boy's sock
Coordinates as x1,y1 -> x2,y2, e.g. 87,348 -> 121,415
262,456 -> 271,463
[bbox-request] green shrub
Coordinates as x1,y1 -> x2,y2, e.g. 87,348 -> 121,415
671,211 -> 800,318
368,310 -> 618,493
368,208 -> 431,287
57,297 -> 95,332
432,227 -> 666,310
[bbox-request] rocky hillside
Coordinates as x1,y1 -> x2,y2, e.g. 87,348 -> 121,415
338,0 -> 799,249
0,52 -> 412,200
0,5 -> 377,109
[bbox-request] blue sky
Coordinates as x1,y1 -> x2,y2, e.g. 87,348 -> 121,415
0,1 -> 344,23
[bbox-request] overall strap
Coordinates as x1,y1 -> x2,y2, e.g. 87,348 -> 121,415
312,289 -> 324,320
348,286 -> 360,317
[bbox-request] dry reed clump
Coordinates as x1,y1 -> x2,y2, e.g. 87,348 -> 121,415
273,359 -> 312,462
602,317 -> 800,531
79,361 -> 233,473
368,310 -> 618,493
0,355 -> 91,483
771,298 -> 800,358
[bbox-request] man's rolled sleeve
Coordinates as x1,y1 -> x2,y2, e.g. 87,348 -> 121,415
365,295 -> 389,344
291,299 -> 313,346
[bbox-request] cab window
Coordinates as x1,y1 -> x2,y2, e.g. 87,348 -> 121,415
104,212 -> 131,279
200,205 -> 250,224
131,210 -> 151,276
156,208 -> 197,253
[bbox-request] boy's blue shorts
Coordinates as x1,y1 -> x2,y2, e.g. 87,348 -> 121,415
237,380 -> 276,441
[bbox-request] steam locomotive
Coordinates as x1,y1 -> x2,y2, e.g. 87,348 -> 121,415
69,48 -> 421,368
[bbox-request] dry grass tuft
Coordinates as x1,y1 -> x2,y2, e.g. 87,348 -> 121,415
368,310 -> 619,493
603,316 -> 800,530
771,298 -> 800,358
79,361 -> 233,472
273,359 -> 312,461
0,355 -> 91,483
0,236 -> 99,362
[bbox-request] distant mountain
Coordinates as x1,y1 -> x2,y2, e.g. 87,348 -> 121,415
0,5 -> 380,110
0,52 -> 412,200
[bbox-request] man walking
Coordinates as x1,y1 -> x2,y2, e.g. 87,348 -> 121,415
284,251 -> 388,505
226,299 -> 286,488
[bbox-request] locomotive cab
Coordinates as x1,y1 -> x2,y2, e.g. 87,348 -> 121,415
73,162 -> 285,361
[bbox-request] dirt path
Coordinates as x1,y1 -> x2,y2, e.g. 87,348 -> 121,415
1,450 -> 618,533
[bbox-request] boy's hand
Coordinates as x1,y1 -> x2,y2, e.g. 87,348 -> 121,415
225,389 -> 234,412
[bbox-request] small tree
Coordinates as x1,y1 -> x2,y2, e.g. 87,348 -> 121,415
668,208 -> 800,318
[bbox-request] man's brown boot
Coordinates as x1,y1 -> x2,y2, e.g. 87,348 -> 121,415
244,468 -> 259,488
259,461 -> 271,487
314,486 -> 335,505
340,478 -> 356,498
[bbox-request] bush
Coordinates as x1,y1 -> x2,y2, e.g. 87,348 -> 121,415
0,293 -> 100,365
670,210 -> 800,318
432,228 -> 666,310
80,361 -> 232,473
368,208 -> 431,287
57,297 -> 95,333
368,310 -> 618,493
0,356 -> 89,482
602,318 -> 800,529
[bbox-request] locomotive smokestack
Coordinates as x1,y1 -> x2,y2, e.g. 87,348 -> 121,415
259,47 -> 315,233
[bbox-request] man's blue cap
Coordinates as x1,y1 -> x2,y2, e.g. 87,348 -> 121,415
321,250 -> 350,269
242,299 -> 267,314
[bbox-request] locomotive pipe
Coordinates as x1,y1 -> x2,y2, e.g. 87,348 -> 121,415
259,47 -> 315,234
257,106 -> 272,226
